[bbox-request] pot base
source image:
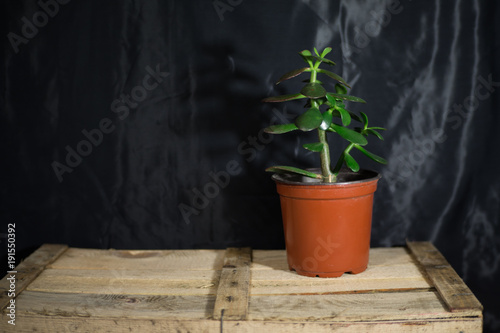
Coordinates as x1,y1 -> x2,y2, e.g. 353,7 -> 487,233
290,265 -> 367,278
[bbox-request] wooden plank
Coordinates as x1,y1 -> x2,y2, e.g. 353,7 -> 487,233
50,248 -> 225,270
0,244 -> 68,311
26,268 -> 220,296
252,262 -> 425,282
251,247 -> 431,295
251,262 -> 429,294
14,290 -> 213,319
406,241 -> 483,312
252,247 -> 416,271
1,314 -> 482,333
27,248 -> 225,297
251,274 -> 430,296
248,292 -> 480,322
212,247 -> 252,320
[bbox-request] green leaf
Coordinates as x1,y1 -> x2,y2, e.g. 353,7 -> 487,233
360,111 -> 368,129
354,145 -> 387,164
337,107 -> 351,127
369,127 -> 386,130
262,93 -> 305,103
313,55 -> 336,66
331,123 -> 368,145
331,109 -> 361,123
313,47 -> 320,57
327,93 -> 367,104
265,166 -> 322,179
299,50 -> 314,65
319,110 -> 333,130
344,153 -> 360,172
320,47 -> 332,58
325,94 -> 347,110
300,82 -> 327,99
326,93 -> 336,106
348,110 -> 363,123
276,67 -> 311,85
295,106 -> 323,131
330,109 -> 340,117
317,69 -> 351,88
263,123 -> 298,134
335,83 -> 348,94
365,128 -> 384,140
303,142 -> 324,152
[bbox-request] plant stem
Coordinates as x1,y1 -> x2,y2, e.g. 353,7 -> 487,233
310,69 -> 317,82
309,66 -> 334,183
332,143 -> 355,175
318,129 -> 335,182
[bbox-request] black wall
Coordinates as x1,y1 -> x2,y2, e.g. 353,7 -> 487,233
2,1 -> 500,331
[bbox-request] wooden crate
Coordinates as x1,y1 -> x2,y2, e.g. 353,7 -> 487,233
1,242 -> 482,332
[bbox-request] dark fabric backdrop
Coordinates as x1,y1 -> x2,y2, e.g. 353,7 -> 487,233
2,0 -> 499,331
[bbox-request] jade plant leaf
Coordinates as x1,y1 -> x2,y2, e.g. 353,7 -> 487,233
344,153 -> 360,172
366,128 -> 384,140
354,145 -> 388,164
276,67 -> 311,85
262,93 -> 305,103
330,123 -> 368,145
326,93 -> 337,106
265,166 -> 322,179
335,83 -> 348,94
264,123 -> 298,134
348,110 -> 363,123
337,107 -> 351,127
360,111 -> 368,128
299,50 -> 314,65
325,94 -> 347,109
295,106 -> 323,131
320,47 -> 332,58
319,110 -> 333,130
313,55 -> 336,66
327,93 -> 367,104
300,83 -> 326,99
331,109 -> 362,123
318,69 -> 350,88
303,142 -> 324,152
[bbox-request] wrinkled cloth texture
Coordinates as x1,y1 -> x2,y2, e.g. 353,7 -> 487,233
2,0 -> 499,331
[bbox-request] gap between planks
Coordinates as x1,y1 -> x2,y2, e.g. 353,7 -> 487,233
251,287 -> 435,297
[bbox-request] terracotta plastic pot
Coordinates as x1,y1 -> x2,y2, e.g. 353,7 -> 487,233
272,169 -> 381,278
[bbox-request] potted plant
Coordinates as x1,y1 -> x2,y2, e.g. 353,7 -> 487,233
262,47 -> 387,277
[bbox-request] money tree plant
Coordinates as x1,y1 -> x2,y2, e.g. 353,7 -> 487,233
262,47 -> 387,183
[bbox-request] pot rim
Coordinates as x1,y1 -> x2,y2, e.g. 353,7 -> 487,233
271,168 -> 381,186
